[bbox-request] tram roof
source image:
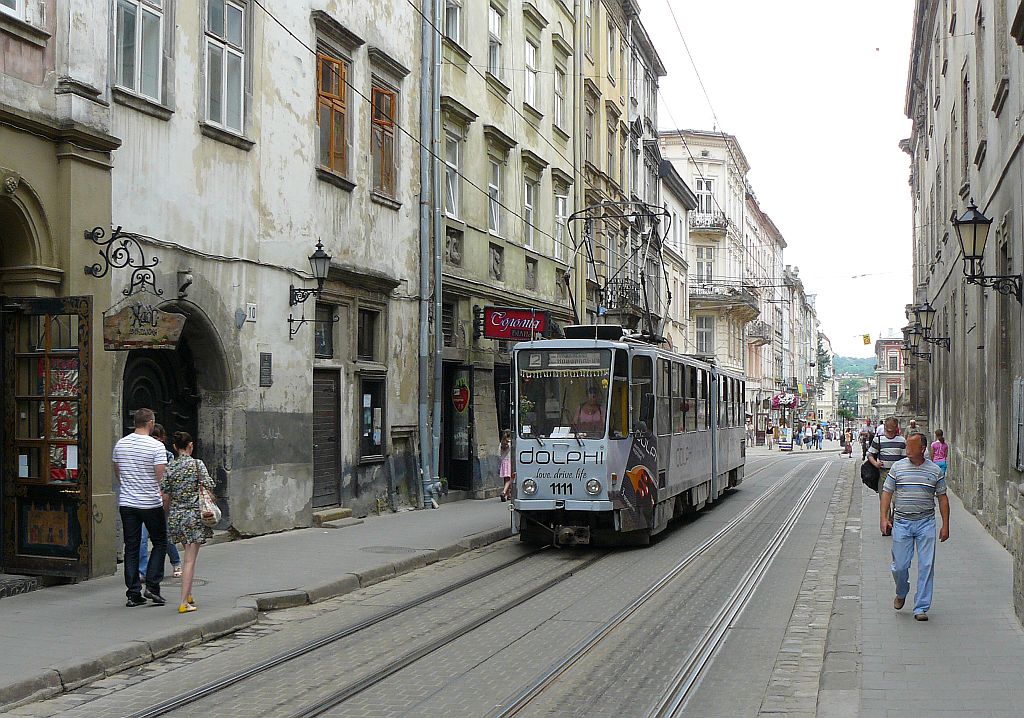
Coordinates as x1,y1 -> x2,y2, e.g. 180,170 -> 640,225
513,336 -> 740,377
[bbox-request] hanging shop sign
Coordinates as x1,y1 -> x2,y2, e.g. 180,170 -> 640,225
103,303 -> 185,351
483,307 -> 548,341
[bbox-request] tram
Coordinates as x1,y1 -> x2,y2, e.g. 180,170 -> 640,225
511,324 -> 746,546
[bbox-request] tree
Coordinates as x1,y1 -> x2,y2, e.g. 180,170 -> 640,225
839,377 -> 865,408
816,335 -> 832,387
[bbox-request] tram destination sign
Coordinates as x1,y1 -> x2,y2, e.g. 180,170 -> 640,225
103,303 -> 185,351
483,306 -> 548,341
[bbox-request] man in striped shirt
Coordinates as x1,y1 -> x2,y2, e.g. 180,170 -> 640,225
868,417 -> 907,495
880,433 -> 950,621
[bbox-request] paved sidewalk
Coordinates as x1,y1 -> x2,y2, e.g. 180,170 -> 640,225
859,481 -> 1024,717
0,499 -> 512,710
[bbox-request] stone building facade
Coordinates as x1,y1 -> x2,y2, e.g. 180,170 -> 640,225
1,0 -> 120,579
873,335 -> 905,420
903,0 -> 1024,621
659,158 -> 696,352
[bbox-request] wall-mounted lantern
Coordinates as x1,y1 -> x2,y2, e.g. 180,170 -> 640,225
951,199 -> 1022,303
287,240 -> 338,339
912,301 -> 950,350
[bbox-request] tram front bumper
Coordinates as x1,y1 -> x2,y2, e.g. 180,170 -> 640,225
512,499 -> 614,511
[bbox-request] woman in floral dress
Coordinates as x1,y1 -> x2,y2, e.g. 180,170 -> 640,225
161,431 -> 216,613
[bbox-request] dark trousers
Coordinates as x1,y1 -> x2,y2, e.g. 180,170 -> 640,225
120,505 -> 167,598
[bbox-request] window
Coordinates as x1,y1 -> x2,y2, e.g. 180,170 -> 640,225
317,53 -> 348,174
887,352 -> 899,371
205,0 -> 245,133
444,129 -> 461,217
487,6 -> 503,78
686,366 -> 698,431
441,302 -> 456,347
619,134 -> 627,188
525,257 -> 537,289
357,309 -> 379,361
488,160 -> 502,234
523,179 -> 536,248
554,193 -> 568,261
696,246 -> 714,282
314,303 -> 334,359
630,355 -> 653,433
115,0 -> 164,101
888,382 -> 899,402
1,0 -> 22,18
553,68 -> 566,129
444,0 -> 461,43
695,178 -> 715,213
657,358 -> 671,437
525,41 -> 538,107
359,376 -> 386,460
607,125 -> 616,177
584,0 -> 593,55
607,24 -> 616,79
671,363 -> 685,433
371,84 -> 397,197
696,315 -> 714,354
585,103 -> 595,164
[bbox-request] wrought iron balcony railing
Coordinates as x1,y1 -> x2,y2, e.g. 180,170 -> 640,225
688,211 -> 729,232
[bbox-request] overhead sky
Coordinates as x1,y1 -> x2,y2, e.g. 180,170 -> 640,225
641,0 -> 916,357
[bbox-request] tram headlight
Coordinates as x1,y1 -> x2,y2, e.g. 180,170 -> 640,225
585,479 -> 602,495
522,479 -> 538,496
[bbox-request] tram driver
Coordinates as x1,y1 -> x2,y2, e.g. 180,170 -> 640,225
573,385 -> 606,437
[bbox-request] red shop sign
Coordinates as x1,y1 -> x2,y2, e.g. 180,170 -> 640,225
483,307 -> 548,341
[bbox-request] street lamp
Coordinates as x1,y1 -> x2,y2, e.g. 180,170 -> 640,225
913,300 -> 950,350
289,240 -> 332,306
951,199 -> 1022,302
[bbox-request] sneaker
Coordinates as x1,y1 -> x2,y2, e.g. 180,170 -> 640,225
143,589 -> 166,606
178,603 -> 197,613
126,595 -> 147,608
914,612 -> 928,621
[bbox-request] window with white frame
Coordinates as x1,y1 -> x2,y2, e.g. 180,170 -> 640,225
487,6 -> 503,78
695,178 -> 715,213
553,67 -> 566,129
696,246 -> 713,282
888,382 -> 900,402
696,316 -> 714,354
585,103 -> 595,164
444,128 -> 461,218
115,0 -> 164,101
607,24 -> 616,79
607,125 -> 615,177
444,0 -> 461,44
0,0 -> 22,19
524,40 -> 538,107
523,178 -> 537,248
584,0 -> 593,55
205,0 -> 245,133
488,159 -> 502,235
554,192 -> 568,261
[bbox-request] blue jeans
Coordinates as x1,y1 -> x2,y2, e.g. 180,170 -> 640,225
140,522 -> 180,575
936,460 -> 948,476
891,515 -> 937,615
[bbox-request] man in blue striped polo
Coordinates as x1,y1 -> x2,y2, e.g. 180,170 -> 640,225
880,432 -> 950,621
868,417 -> 907,492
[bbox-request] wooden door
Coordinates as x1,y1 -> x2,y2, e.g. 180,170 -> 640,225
2,297 -> 92,577
312,369 -> 340,509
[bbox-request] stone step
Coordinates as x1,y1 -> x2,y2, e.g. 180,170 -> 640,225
0,573 -> 40,600
312,507 -> 353,526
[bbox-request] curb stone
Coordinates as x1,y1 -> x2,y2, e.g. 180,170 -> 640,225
0,524 -> 512,712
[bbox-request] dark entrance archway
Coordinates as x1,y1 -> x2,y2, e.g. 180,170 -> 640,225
122,338 -> 200,447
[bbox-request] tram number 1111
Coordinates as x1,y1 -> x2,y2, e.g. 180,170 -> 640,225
549,482 -> 573,495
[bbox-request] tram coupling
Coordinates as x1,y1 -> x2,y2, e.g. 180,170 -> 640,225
554,525 -> 591,546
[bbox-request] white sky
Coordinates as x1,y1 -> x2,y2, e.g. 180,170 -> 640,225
641,0 -> 915,357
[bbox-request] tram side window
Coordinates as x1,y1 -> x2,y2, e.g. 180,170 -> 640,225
727,378 -> 734,426
631,354 -> 654,433
657,358 -> 671,437
740,381 -> 746,427
719,377 -> 726,427
610,349 -> 629,439
672,362 -> 685,433
696,369 -> 708,429
686,366 -> 697,432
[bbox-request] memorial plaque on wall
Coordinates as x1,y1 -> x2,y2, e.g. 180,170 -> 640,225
259,353 -> 273,387
103,303 -> 185,350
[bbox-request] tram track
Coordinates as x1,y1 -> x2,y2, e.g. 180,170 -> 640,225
124,451 -> 797,718
486,458 -> 830,718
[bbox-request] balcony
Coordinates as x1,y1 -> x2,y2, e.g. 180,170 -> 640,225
690,280 -> 760,322
746,319 -> 771,346
688,211 -> 729,234
603,278 -> 646,330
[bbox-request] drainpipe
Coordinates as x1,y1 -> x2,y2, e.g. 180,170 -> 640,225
418,0 -> 434,508
431,0 -> 444,498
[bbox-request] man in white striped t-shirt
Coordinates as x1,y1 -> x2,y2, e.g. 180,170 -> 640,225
113,408 -> 168,607
880,433 -> 950,621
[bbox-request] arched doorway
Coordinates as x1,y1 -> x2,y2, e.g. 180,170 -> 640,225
122,338 -> 200,445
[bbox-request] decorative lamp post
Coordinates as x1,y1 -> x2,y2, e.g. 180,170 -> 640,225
912,301 -> 950,350
290,240 -> 332,305
951,199 -> 1021,302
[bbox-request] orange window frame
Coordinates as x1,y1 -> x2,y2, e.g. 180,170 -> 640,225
316,53 -> 347,173
371,85 -> 397,196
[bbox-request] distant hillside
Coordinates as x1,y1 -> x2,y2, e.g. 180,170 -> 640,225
834,356 -> 875,376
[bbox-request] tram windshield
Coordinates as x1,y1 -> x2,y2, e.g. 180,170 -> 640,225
516,349 -> 612,439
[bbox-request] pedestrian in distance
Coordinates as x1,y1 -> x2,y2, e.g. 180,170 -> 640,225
930,429 -> 949,476
499,429 -> 512,502
113,408 -> 169,607
139,424 -> 182,581
842,429 -> 854,457
880,432 -> 950,621
859,421 -> 874,461
162,431 -> 216,614
815,425 -> 824,450
804,424 -> 813,450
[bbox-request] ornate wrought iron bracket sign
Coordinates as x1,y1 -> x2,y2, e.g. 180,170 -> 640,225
287,311 -> 339,340
84,226 -> 162,297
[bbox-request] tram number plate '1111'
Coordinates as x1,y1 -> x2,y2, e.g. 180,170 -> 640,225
549,482 -> 573,495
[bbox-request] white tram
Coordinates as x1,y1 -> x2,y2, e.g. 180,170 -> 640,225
512,325 -> 746,546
